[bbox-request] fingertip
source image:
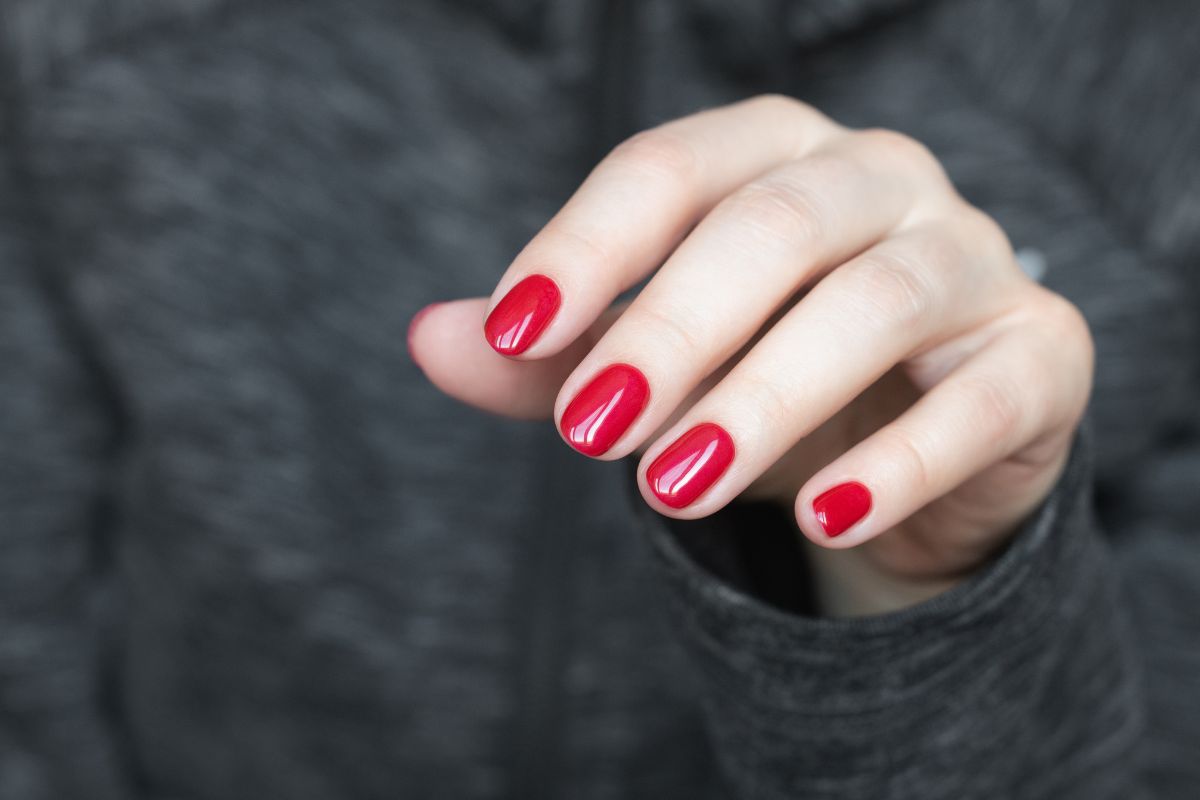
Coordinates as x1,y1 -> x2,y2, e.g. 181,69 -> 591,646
629,423 -> 739,520
407,302 -> 443,371
631,457 -> 695,519
554,362 -> 651,460
795,480 -> 874,548
635,476 -> 698,520
483,273 -> 563,357
415,297 -> 582,420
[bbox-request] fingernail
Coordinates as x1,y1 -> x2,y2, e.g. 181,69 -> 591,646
647,423 -> 735,509
560,364 -> 650,457
484,274 -> 561,355
407,302 -> 441,370
812,481 -> 872,537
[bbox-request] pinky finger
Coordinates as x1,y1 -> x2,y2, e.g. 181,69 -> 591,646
794,321 -> 1089,550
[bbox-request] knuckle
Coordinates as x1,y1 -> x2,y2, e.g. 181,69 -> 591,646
635,301 -> 706,359
956,205 -> 1015,266
855,127 -> 940,172
1033,290 -> 1096,409
747,93 -> 801,115
607,128 -> 701,184
747,93 -> 829,127
959,371 -> 1026,444
745,94 -> 843,154
878,426 -> 933,491
841,250 -> 939,329
1042,291 -> 1094,356
538,221 -> 615,272
906,229 -> 968,279
748,92 -> 801,112
723,172 -> 829,248
745,373 -> 799,430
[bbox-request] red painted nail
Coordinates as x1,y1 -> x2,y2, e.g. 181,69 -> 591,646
646,423 -> 735,509
560,364 -> 650,457
812,482 -> 872,537
484,274 -> 561,355
407,302 -> 441,369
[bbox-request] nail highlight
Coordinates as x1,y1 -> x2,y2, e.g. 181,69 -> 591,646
646,423 -> 735,509
484,274 -> 561,356
560,364 -> 650,457
812,481 -> 872,538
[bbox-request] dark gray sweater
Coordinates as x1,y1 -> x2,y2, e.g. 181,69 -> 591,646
1,1 -> 1198,798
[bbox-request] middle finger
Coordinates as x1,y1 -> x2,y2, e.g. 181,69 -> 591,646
554,138 -> 924,460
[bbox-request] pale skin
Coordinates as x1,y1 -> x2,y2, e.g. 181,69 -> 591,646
408,95 -> 1095,617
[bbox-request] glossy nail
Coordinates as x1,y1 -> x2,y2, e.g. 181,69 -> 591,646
812,481 -> 872,538
647,423 -> 735,509
484,274 -> 561,355
560,364 -> 650,457
407,302 -> 440,369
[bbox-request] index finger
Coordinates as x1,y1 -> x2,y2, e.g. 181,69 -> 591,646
483,95 -> 840,357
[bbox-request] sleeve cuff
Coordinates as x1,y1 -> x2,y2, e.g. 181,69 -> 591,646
631,426 -> 1143,796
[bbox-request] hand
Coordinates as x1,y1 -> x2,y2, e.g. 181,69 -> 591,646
408,95 -> 1094,615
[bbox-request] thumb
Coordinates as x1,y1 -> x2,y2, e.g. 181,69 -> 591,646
407,298 -> 620,420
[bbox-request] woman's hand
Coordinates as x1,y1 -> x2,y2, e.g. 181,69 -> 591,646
409,95 -> 1094,616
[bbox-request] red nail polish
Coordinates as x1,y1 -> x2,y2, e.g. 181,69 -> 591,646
647,423 -> 735,509
484,274 -> 561,355
407,302 -> 441,370
812,482 -> 872,537
560,364 -> 650,457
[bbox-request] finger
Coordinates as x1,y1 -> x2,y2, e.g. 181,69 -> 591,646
409,299 -> 620,419
795,307 -> 1092,548
553,138 -> 938,461
635,220 -> 1024,513
483,95 -> 840,358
